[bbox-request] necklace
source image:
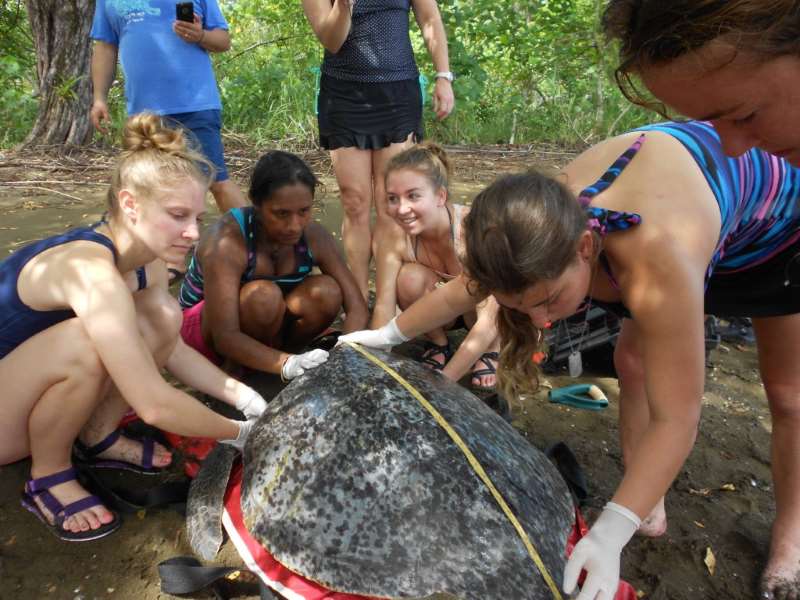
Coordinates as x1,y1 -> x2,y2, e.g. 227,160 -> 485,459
561,248 -> 600,378
416,205 -> 455,273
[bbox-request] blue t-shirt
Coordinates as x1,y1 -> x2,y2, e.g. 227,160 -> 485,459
91,0 -> 227,115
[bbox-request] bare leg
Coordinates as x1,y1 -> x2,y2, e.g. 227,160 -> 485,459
79,287 -> 180,467
330,147 -> 374,301
236,280 -> 287,349
283,274 -> 343,351
210,178 -> 247,213
464,296 -> 501,389
370,136 -> 416,271
396,262 -> 453,367
614,319 -> 668,537
0,318 -> 115,533
752,315 -> 800,599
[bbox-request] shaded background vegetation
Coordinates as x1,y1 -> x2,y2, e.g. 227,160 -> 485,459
1,0 -> 653,149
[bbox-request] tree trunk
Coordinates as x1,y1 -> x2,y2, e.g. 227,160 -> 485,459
22,0 -> 95,148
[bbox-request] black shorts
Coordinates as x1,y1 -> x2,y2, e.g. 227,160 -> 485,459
317,74 -> 423,151
705,240 -> 800,318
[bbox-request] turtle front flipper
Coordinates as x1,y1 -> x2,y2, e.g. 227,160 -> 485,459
186,443 -> 239,560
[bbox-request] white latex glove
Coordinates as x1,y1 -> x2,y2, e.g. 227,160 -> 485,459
281,348 -> 329,381
234,386 -> 267,418
219,418 -> 256,451
337,317 -> 410,351
563,502 -> 641,600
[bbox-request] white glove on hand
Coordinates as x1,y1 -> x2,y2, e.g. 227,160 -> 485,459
234,386 -> 267,418
281,348 -> 329,381
337,317 -> 410,351
563,502 -> 641,600
220,418 -> 256,452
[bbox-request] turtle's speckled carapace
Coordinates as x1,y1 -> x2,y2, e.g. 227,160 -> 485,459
191,345 -> 573,600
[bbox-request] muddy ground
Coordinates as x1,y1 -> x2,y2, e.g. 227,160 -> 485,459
0,142 -> 773,599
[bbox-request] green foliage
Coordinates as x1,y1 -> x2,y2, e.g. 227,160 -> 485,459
0,0 -> 37,146
2,0 -> 655,149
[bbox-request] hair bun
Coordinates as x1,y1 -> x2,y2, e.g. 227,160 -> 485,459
122,112 -> 188,155
419,141 -> 452,179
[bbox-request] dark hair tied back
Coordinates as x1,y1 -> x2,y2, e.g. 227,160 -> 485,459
249,150 -> 318,206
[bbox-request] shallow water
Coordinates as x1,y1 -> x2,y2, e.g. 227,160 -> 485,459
0,177 -> 486,259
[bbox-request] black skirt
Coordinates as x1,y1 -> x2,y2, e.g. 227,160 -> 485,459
317,74 -> 424,150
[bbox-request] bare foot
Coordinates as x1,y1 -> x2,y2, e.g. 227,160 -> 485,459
85,431 -> 172,469
29,468 -> 115,534
761,539 -> 800,599
637,497 -> 668,537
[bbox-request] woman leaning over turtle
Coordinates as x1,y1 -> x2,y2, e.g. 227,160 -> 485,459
603,0 -> 800,166
178,150 -> 368,380
603,2 -> 800,595
341,119 -> 800,599
0,114 -> 265,542
372,142 -> 501,390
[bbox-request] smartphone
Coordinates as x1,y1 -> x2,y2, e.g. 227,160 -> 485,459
176,2 -> 194,22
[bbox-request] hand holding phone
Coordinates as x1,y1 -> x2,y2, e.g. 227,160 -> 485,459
176,2 -> 194,22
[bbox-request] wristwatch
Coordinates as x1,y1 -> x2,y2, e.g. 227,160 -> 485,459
434,71 -> 455,82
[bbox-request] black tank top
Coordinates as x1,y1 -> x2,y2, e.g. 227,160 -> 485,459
322,0 -> 419,83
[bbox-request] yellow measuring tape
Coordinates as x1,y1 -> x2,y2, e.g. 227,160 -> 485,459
344,342 -> 564,600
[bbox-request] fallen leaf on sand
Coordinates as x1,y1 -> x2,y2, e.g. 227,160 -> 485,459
704,547 -> 716,576
694,521 -> 705,528
689,487 -> 711,496
720,483 -> 736,492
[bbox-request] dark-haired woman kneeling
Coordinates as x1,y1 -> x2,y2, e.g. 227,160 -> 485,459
179,151 -> 368,381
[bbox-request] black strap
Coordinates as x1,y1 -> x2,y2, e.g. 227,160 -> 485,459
158,556 -> 279,599
76,467 -> 190,515
545,441 -> 589,507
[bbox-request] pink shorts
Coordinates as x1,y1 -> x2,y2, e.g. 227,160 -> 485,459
180,300 -> 222,365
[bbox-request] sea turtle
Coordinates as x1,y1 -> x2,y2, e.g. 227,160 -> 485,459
187,344 -> 574,600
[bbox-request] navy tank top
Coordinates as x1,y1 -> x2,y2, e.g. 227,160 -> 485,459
0,224 -> 147,359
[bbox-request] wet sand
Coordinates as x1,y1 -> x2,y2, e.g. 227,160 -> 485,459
0,147 -> 773,599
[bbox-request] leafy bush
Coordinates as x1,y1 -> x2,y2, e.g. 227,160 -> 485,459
3,0 -> 654,149
0,1 -> 37,146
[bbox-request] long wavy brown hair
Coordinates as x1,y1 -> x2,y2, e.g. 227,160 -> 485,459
462,172 -> 592,401
602,0 -> 800,116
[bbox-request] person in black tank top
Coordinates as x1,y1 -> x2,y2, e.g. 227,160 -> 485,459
303,0 -> 456,300
0,114 -> 271,543
180,151 -> 368,380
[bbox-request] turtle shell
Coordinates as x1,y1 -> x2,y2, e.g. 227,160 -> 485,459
238,345 -> 573,600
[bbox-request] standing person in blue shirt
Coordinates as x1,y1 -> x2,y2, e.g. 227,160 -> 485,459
89,0 -> 246,223
303,0 -> 456,302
